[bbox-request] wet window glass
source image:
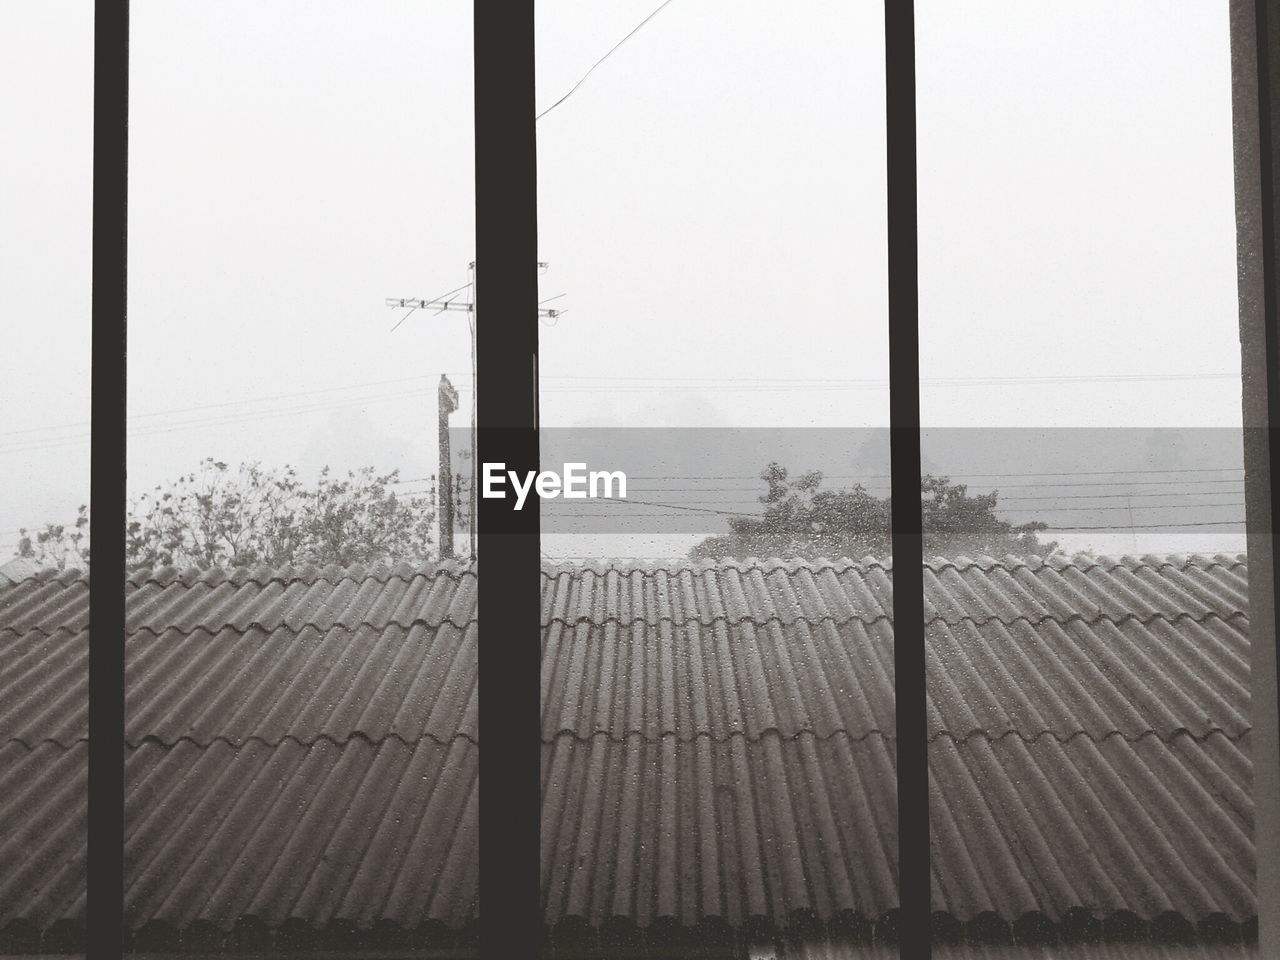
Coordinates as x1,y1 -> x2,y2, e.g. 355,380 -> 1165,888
917,2 -> 1256,954
534,3 -> 896,954
124,3 -> 477,952
0,2 -> 93,954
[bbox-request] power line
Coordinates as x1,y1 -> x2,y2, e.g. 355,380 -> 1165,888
0,387 -> 441,455
1,373 -> 1238,445
535,372 -> 1239,383
610,477 -> 1249,490
616,487 -> 1245,499
549,500 -> 1246,517
536,0 -> 678,122
545,515 -> 1250,531
397,481 -> 1251,506
498,373 -> 1239,391
0,374 -> 449,441
621,467 -> 1244,480
407,467 -> 1245,484
550,499 -> 1247,514
1043,519 -> 1246,531
543,516 -> 1250,531
982,490 -> 1244,504
533,384 -> 1236,394
1010,501 -> 1246,514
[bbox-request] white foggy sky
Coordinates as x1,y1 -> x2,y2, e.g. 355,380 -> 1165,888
0,0 -> 1249,557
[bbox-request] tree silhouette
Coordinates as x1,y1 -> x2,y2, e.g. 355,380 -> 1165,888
690,462 -> 1056,560
15,458 -> 438,571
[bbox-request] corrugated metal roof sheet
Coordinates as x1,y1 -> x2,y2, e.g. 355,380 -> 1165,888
0,557 -> 40,588
782,942 -> 1255,959
124,737 -> 477,932
0,555 -> 1257,951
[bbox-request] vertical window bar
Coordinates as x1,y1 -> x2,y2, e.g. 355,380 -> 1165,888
474,4 -> 542,958
1238,0 -> 1280,952
885,2 -> 929,958
89,2 -> 128,959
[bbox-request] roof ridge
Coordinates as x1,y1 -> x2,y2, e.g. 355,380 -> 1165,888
126,731 -> 478,750
5,552 -> 1248,592
541,609 -> 1247,631
537,725 -> 1250,747
1,609 -> 1248,639
3,737 -> 86,752
122,617 -> 477,638
5,731 -> 479,751
125,559 -> 477,588
0,911 -> 1259,945
13,724 -> 1245,755
538,552 -> 1248,576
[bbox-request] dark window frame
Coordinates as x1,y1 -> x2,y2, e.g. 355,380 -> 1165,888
89,1 -> 127,958
84,2 -> 1280,960
473,5 -> 542,959
1235,0 -> 1280,954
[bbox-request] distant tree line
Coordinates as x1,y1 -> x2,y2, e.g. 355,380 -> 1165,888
15,458 -> 438,571
17,458 -> 1058,571
690,462 -> 1056,560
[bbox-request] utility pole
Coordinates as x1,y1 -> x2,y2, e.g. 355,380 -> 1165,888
437,374 -> 460,558
387,261 -> 560,558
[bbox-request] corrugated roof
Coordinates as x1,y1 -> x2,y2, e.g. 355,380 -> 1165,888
0,556 -> 40,588
782,943 -> 1254,959
0,555 -> 1257,952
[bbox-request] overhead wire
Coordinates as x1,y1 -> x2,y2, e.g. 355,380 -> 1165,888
0,386 -> 440,455
3,373 -> 1238,447
399,467 -> 1246,483
536,0 -> 678,122
0,374 -> 448,441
